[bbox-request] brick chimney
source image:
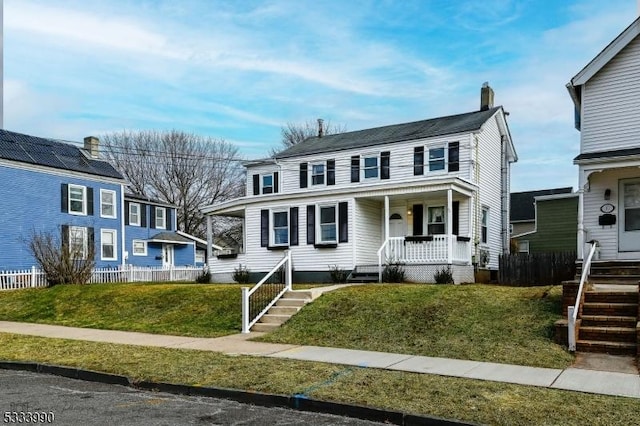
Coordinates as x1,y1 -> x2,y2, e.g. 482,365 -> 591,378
84,136 -> 99,158
317,118 -> 324,138
480,82 -> 494,111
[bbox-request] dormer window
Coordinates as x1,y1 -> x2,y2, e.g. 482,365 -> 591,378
252,172 -> 279,195
262,174 -> 274,194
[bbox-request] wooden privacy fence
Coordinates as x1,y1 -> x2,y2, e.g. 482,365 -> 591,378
0,265 -> 205,290
498,251 -> 576,286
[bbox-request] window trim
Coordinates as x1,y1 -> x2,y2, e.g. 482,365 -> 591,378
481,206 -> 489,244
271,208 -> 290,247
155,207 -> 166,230
517,240 -> 530,254
428,147 -> 446,172
317,204 -> 338,244
129,203 -> 141,226
195,250 -> 206,263
132,239 -> 147,256
68,184 -> 87,216
311,163 -> 326,186
427,205 -> 446,235
362,155 -> 379,180
100,229 -> 117,261
69,226 -> 88,259
100,189 -> 117,219
262,173 -> 274,194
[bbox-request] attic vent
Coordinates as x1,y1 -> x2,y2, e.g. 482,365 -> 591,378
390,213 -> 402,220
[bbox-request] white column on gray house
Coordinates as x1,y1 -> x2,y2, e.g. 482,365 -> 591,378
206,215 -> 213,266
447,189 -> 453,263
577,184 -> 585,260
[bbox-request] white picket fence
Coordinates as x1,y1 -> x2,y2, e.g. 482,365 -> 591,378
0,265 -> 205,290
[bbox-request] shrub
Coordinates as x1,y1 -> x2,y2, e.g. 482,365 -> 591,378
329,265 -> 349,283
195,268 -> 211,283
434,266 -> 454,284
233,264 -> 251,284
383,262 -> 405,283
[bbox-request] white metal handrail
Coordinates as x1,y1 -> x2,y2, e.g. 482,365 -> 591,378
568,241 -> 598,351
241,250 -> 292,333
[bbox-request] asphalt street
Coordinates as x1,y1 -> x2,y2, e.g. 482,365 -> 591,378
0,370 -> 384,426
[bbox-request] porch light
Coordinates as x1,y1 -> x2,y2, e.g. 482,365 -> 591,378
604,188 -> 611,200
407,209 -> 412,215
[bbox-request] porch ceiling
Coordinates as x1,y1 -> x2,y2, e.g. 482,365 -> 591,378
353,180 -> 475,202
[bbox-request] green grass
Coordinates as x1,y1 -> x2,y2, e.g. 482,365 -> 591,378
0,333 -> 636,426
257,284 -> 574,368
0,283 -> 243,337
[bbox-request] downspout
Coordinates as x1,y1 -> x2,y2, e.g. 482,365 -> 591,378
120,184 -> 126,266
500,135 -> 509,255
473,134 -> 481,267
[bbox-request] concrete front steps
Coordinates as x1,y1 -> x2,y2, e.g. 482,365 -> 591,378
251,290 -> 312,332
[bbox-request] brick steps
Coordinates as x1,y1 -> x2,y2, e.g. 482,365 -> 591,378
581,302 -> 637,316
576,339 -> 637,356
581,315 -> 637,328
579,326 -> 636,343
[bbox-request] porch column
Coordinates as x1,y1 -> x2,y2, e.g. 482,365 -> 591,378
577,188 -> 584,260
384,195 -> 390,241
206,215 -> 213,267
447,189 -> 453,264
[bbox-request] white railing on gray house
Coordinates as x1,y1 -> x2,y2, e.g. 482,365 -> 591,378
568,240 -> 598,351
377,235 -> 472,282
242,250 -> 292,333
0,265 -> 205,290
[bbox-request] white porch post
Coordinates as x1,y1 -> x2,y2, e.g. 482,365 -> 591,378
447,189 -> 453,264
577,187 -> 585,260
206,215 -> 213,266
384,196 -> 390,241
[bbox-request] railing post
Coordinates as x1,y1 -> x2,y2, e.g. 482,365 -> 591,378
31,266 -> 36,288
241,287 -> 250,333
285,251 -> 292,290
378,250 -> 383,283
170,265 -> 174,281
568,306 -> 576,351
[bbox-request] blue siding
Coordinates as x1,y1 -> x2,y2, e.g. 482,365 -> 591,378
0,164 -> 123,269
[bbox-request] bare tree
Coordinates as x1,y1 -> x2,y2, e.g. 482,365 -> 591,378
270,119 -> 347,156
100,130 -> 245,238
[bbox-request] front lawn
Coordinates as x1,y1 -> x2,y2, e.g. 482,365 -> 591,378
257,284 -> 573,368
0,283 -> 243,337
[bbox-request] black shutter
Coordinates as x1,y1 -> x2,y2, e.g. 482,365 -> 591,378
61,225 -> 69,247
166,208 -> 173,231
300,163 -> 308,188
150,206 -> 156,229
338,202 -> 348,243
414,147 -> 424,175
273,172 -> 279,193
124,201 -> 130,225
327,160 -> 335,186
412,204 -> 423,236
140,204 -> 147,228
88,227 -> 95,259
61,184 -> 68,213
260,209 -> 269,247
452,201 -> 460,236
448,142 -> 460,172
381,151 -> 390,180
290,207 -> 299,246
350,156 -> 360,182
252,174 -> 260,195
306,205 -> 315,245
87,187 -> 94,216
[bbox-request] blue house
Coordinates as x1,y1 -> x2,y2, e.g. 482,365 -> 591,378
0,130 -> 126,269
123,193 -> 199,267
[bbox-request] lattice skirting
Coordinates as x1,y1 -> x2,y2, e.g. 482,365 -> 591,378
403,264 -> 474,284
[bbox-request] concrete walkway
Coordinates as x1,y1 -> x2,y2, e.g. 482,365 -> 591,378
0,321 -> 638,399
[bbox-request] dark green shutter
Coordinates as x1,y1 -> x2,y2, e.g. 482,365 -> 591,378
61,184 -> 68,213
412,204 -> 423,236
260,209 -> 269,247
338,202 -> 348,243
290,207 -> 299,246
88,227 -> 95,259
300,163 -> 308,188
306,205 -> 315,245
327,160 -> 335,185
61,225 -> 69,246
124,201 -> 130,225
381,152 -> 390,180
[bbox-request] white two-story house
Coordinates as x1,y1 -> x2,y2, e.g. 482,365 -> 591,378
567,16 -> 640,261
202,84 -> 517,283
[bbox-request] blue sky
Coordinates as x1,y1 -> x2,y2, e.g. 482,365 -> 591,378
4,0 -> 639,191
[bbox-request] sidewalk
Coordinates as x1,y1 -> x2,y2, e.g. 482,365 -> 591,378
0,320 -> 638,399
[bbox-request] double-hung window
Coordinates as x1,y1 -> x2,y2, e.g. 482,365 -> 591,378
262,174 -> 274,194
481,207 -> 489,244
363,156 -> 378,179
427,206 -> 445,235
272,210 -> 289,246
69,184 -> 86,215
155,207 -> 166,229
69,226 -> 88,259
428,148 -> 445,171
318,205 -> 337,243
129,203 -> 141,226
101,229 -> 117,261
132,239 -> 147,256
100,189 -> 116,218
311,163 -> 325,185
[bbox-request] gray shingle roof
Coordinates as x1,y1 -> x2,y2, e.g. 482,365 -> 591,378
574,147 -> 640,162
148,232 -> 192,244
274,107 -> 502,159
0,129 -> 124,180
510,187 -> 573,222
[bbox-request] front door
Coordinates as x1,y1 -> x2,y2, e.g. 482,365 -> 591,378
389,210 -> 405,238
162,244 -> 175,268
619,178 -> 640,252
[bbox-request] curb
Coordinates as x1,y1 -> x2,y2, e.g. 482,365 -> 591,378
0,361 -> 476,426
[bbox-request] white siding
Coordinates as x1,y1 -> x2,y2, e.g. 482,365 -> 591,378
354,199 -> 383,265
582,167 -> 640,259
475,115 -> 504,269
581,36 -> 640,153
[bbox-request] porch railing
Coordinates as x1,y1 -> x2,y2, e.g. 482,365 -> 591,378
568,241 -> 598,351
241,250 -> 292,333
377,235 -> 472,282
